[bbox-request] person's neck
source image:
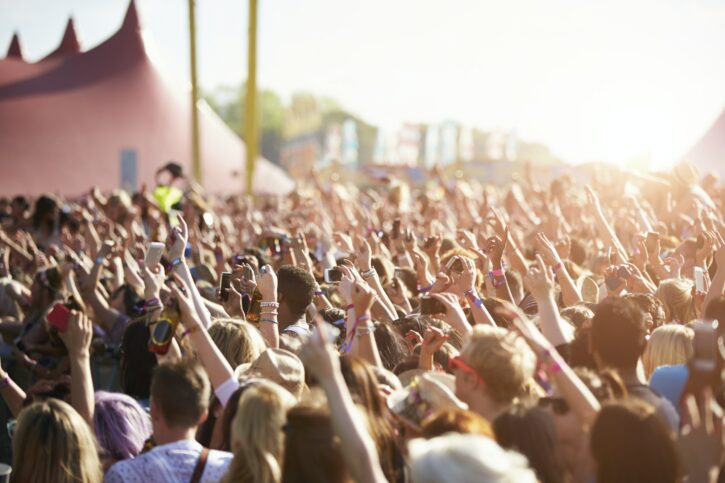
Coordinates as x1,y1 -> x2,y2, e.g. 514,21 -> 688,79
153,426 -> 198,446
617,366 -> 644,385
278,312 -> 304,331
467,394 -> 508,422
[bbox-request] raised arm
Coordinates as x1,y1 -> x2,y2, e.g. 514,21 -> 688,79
58,311 -> 95,425
524,256 -> 574,346
300,322 -> 388,483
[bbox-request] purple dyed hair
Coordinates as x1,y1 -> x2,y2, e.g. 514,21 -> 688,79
93,391 -> 152,462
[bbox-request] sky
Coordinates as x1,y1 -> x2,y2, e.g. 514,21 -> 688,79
2,0 -> 725,169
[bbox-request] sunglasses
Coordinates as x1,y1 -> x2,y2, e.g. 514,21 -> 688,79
448,356 -> 485,386
538,396 -> 570,415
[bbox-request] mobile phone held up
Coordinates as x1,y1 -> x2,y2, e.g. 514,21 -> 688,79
691,320 -> 717,374
324,267 -> 343,284
391,219 -> 401,240
219,272 -> 232,302
47,303 -> 72,332
145,242 -> 166,268
694,267 -> 706,294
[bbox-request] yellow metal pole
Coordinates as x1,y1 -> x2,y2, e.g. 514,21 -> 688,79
188,0 -> 202,185
244,0 -> 259,194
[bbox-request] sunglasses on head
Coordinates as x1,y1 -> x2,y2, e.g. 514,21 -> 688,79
538,396 -> 570,415
448,356 -> 485,386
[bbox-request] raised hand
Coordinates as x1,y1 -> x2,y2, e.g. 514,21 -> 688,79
535,232 -> 562,266
352,280 -> 376,315
485,228 -> 509,269
167,215 -> 189,261
256,264 -> 278,302
524,255 -> 554,299
58,311 -> 93,358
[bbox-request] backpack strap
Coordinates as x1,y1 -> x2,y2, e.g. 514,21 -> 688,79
189,447 -> 210,483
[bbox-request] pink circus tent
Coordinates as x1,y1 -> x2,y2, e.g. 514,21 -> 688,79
0,1 -> 294,196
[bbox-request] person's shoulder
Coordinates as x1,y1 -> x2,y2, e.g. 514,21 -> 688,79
208,449 -> 233,463
105,457 -> 140,482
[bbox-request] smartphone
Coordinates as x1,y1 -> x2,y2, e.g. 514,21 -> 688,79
220,272 -> 232,302
145,242 -> 165,268
645,232 -> 659,254
324,267 -> 343,284
691,321 -> 717,373
242,264 -> 255,284
617,265 -> 630,279
168,209 -> 182,228
265,237 -> 283,255
694,266 -> 706,293
394,268 -> 404,280
392,219 -> 401,240
446,256 -> 463,273
420,296 -> 447,315
47,303 -> 72,332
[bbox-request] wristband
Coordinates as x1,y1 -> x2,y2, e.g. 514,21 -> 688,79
260,318 -> 279,325
144,297 -> 161,308
464,289 -> 484,309
260,301 -> 280,308
356,314 -> 371,323
491,268 -> 505,278
360,269 -> 376,280
417,284 -> 433,293
332,318 -> 346,327
314,290 -> 327,297
0,375 -> 10,389
346,304 -> 354,311
355,325 -> 375,336
552,262 -> 563,273
170,257 -> 183,268
181,325 -> 200,339
95,257 -> 104,266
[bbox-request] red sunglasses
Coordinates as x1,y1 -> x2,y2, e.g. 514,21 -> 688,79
448,356 -> 485,385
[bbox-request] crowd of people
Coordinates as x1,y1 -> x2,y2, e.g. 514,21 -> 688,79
0,160 -> 724,483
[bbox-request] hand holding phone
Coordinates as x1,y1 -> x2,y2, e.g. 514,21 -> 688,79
420,296 -> 447,315
220,272 -> 232,302
324,267 -> 343,284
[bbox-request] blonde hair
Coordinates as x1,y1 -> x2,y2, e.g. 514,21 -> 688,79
643,324 -> 694,378
462,325 -> 536,404
12,399 -> 102,483
655,279 -> 696,324
223,381 -> 296,483
209,319 -> 266,367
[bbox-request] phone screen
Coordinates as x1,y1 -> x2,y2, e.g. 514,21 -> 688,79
694,267 -> 706,293
220,272 -> 232,302
692,321 -> 717,372
392,219 -> 401,239
145,242 -> 165,268
324,268 -> 343,284
47,303 -> 71,332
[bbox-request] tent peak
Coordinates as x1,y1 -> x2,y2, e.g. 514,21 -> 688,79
121,0 -> 140,34
44,18 -> 81,59
5,32 -> 23,60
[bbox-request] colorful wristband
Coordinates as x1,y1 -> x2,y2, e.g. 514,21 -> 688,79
170,257 -> 183,267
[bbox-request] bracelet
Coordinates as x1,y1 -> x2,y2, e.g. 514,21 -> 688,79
332,318 -> 346,327
417,284 -> 433,293
464,289 -> 484,309
260,301 -> 280,308
0,375 -> 10,389
260,311 -> 278,316
181,325 -> 200,339
491,268 -> 505,277
360,269 -> 376,279
260,318 -> 279,325
356,314 -> 371,323
355,325 -> 375,336
144,297 -> 161,308
346,304 -> 354,311
170,257 -> 183,267
314,290 -> 327,297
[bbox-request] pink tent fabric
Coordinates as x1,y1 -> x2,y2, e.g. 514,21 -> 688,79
0,1 -> 294,196
686,109 -> 725,177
